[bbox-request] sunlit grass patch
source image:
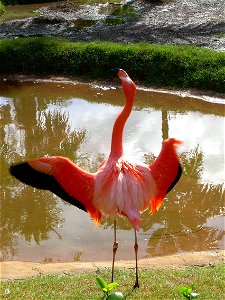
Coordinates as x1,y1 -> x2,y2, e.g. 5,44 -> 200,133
1,264 -> 224,299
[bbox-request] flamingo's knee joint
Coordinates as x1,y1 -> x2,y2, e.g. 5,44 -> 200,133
113,241 -> 118,253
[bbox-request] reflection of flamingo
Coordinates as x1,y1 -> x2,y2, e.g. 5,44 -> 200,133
10,69 -> 182,288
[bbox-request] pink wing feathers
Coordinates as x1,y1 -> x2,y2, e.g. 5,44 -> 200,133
10,156 -> 101,225
149,138 -> 183,214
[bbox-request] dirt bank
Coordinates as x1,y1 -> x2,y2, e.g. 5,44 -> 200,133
0,0 -> 224,51
1,250 -> 224,280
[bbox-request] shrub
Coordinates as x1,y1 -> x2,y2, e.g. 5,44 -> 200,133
0,37 -> 224,93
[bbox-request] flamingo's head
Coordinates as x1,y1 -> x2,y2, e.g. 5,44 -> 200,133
111,68 -> 136,97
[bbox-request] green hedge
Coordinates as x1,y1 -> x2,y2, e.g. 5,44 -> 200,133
0,37 -> 225,93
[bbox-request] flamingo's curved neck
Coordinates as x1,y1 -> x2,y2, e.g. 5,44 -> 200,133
110,80 -> 136,158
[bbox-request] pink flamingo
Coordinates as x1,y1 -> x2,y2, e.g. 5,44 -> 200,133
10,69 -> 182,288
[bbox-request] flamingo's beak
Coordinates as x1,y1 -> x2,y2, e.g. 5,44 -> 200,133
111,68 -> 121,77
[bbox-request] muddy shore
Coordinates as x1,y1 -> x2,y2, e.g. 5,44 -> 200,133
1,250 -> 224,280
0,0 -> 225,51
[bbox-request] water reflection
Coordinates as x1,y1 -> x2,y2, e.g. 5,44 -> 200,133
0,79 -> 224,262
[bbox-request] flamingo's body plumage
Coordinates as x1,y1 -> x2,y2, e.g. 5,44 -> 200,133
10,69 -> 182,288
94,156 -> 157,230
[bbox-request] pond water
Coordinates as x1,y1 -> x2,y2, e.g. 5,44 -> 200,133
0,79 -> 224,263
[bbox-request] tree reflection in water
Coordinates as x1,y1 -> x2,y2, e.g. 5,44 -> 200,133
1,96 -> 87,260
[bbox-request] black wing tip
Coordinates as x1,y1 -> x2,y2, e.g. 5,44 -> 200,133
166,163 -> 183,194
9,161 -> 87,212
9,162 -> 33,180
10,162 -> 43,190
10,161 -> 28,176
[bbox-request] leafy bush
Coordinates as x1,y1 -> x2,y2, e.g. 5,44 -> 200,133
0,37 -> 224,93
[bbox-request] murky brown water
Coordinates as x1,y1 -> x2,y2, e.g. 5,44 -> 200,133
0,79 -> 224,263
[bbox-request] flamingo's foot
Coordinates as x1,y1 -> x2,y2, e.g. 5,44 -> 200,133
133,281 -> 139,289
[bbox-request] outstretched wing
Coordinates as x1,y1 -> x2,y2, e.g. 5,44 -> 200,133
10,156 -> 101,225
149,139 -> 183,214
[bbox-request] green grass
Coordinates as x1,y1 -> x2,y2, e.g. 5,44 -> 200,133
1,264 -> 224,299
0,37 -> 225,93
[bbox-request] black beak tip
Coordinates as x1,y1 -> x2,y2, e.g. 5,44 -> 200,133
111,68 -> 121,76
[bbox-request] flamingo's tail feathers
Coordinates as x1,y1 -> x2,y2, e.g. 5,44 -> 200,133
9,162 -> 86,212
89,210 -> 101,226
150,194 -> 165,215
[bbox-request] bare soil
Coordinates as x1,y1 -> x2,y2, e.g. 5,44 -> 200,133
1,250 -> 224,280
0,0 -> 224,51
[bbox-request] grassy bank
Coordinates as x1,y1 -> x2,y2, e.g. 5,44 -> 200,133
1,264 -> 224,299
0,37 -> 225,93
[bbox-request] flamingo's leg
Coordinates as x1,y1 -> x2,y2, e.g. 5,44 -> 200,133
111,218 -> 118,283
133,228 -> 139,289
